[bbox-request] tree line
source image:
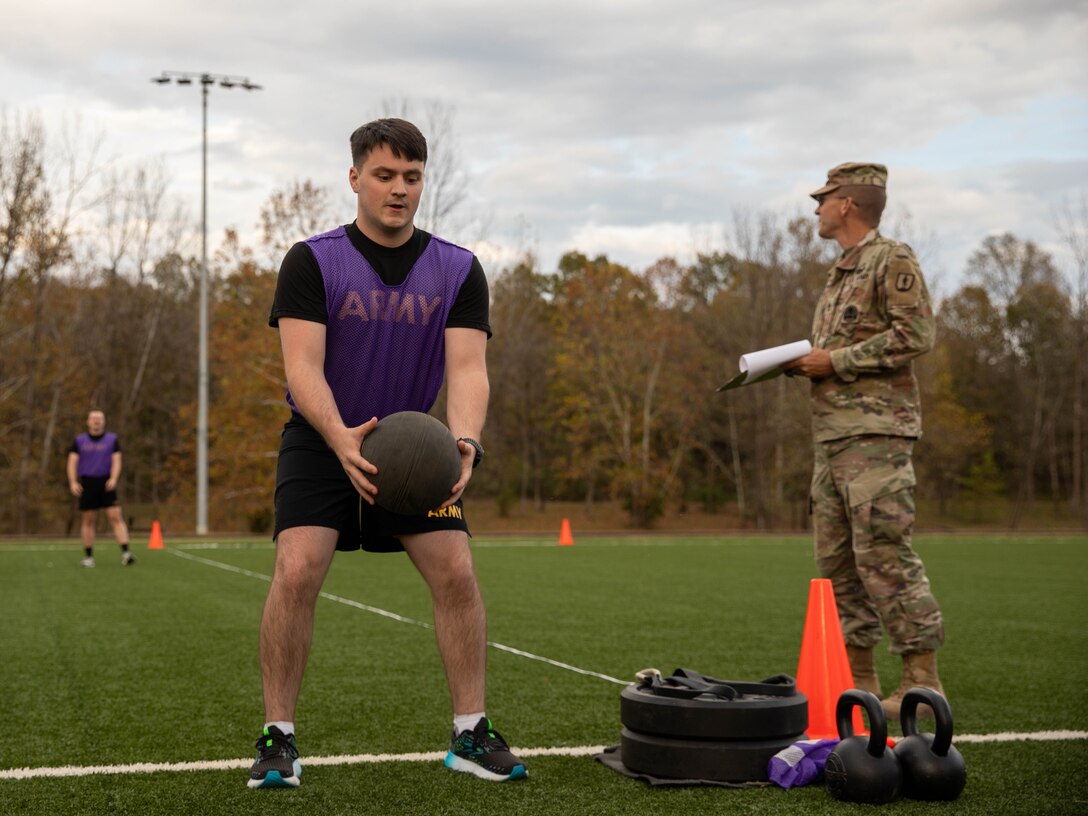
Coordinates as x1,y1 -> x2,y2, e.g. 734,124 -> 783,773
2,112 -> 1086,534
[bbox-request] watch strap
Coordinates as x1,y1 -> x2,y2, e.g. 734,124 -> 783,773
458,437 -> 484,469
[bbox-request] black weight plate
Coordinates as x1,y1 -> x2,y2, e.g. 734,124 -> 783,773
620,683 -> 808,739
619,727 -> 802,783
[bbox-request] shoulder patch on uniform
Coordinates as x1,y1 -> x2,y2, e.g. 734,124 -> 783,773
886,252 -> 925,308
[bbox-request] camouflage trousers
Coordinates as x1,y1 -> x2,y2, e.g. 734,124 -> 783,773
811,435 -> 943,655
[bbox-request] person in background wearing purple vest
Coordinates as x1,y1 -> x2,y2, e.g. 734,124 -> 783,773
66,409 -> 134,568
248,118 -> 526,789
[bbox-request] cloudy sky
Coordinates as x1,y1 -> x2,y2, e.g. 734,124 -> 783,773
3,0 -> 1086,296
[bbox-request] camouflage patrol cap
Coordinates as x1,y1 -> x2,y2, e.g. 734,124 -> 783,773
810,162 -> 888,200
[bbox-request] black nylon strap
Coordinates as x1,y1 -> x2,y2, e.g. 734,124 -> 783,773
637,668 -> 798,700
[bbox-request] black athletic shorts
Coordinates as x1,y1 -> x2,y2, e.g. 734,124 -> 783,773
273,419 -> 470,553
79,476 -> 117,511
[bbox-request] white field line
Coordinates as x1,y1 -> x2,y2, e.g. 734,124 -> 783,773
3,732 -> 1087,781
0,745 -> 608,781
952,730 -> 1088,743
167,547 -> 628,685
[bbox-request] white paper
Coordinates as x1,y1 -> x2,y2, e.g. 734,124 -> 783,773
717,339 -> 812,392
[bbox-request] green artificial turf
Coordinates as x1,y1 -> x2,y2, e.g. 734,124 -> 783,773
1,533 -> 1085,815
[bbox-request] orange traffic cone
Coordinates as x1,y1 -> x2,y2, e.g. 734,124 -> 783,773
795,578 -> 865,738
148,519 -> 164,550
558,518 -> 575,546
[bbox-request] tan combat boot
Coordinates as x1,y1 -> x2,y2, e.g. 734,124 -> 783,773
846,646 -> 882,697
881,651 -> 945,722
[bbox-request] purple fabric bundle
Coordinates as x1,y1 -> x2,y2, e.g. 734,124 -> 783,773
767,738 -> 840,789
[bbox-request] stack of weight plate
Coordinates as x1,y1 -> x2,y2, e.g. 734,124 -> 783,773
618,668 -> 809,783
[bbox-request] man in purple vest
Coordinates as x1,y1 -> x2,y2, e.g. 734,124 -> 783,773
66,409 -> 134,567
249,118 -> 526,789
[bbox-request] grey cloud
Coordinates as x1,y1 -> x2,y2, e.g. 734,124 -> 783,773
1002,159 -> 1088,198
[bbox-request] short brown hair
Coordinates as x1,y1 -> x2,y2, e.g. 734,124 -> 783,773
349,118 -> 428,167
839,184 -> 887,227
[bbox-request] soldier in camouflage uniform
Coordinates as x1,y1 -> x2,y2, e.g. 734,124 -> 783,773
787,162 -> 945,720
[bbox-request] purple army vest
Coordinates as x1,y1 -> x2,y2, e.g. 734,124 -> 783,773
74,432 -> 118,477
289,227 -> 473,426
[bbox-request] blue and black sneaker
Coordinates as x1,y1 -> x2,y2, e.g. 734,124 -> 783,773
247,725 -> 301,789
445,717 -> 528,781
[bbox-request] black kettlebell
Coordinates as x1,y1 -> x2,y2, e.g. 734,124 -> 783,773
825,689 -> 901,804
894,687 -> 966,800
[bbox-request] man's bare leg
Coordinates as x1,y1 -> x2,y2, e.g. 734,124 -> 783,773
105,505 -> 129,546
80,511 -> 97,566
260,526 -> 339,722
402,530 -> 486,715
248,526 -> 337,789
402,530 -> 527,781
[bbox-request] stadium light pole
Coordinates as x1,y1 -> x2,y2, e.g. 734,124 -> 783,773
151,71 -> 262,535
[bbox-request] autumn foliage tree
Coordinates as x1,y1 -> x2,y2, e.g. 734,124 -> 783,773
484,255 -> 558,515
3,114 -> 1087,534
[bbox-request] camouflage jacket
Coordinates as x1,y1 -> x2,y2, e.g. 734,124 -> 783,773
809,230 -> 935,442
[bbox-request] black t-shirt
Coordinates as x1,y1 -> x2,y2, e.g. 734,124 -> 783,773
268,222 -> 491,336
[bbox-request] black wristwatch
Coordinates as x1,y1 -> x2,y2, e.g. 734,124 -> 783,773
458,437 -> 485,469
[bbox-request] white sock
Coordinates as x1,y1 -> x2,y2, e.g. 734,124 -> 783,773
453,712 -> 485,735
264,721 -> 295,737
